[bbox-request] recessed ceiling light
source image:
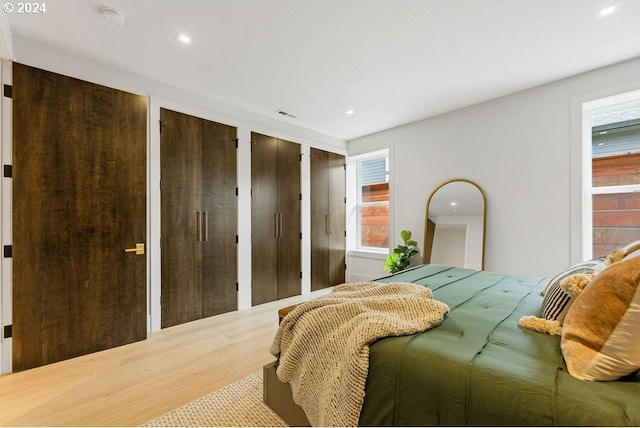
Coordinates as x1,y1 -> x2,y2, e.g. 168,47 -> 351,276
100,7 -> 125,26
599,4 -> 618,16
345,109 -> 355,115
177,33 -> 192,44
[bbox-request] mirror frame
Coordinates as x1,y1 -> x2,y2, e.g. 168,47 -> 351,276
422,178 -> 487,269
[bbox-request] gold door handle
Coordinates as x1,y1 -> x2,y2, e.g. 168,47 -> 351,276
125,243 -> 145,255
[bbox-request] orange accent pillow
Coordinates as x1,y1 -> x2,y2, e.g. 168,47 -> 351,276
561,254 -> 640,381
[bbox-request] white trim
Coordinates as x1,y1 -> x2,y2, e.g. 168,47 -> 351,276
571,83 -> 640,265
0,60 -> 11,374
352,149 -> 390,252
578,88 -> 640,261
591,184 -> 640,195
347,249 -> 388,259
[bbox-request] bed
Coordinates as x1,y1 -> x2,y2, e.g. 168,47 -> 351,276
263,263 -> 640,426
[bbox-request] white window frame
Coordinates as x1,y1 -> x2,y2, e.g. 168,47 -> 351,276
348,149 -> 390,254
580,90 -> 640,260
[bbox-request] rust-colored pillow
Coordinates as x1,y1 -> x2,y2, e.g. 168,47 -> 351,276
561,254 -> 640,381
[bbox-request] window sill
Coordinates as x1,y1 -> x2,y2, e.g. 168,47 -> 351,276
348,249 -> 389,260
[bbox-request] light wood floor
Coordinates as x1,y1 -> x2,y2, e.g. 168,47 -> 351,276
0,289 -> 331,427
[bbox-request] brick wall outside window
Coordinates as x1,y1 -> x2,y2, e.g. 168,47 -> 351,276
592,152 -> 640,257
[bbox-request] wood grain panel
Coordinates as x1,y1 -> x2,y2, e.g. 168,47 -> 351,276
328,151 -> 346,286
161,109 -> 238,327
251,133 -> 301,305
160,109 -> 203,327
310,148 -> 345,291
310,148 -> 330,291
251,133 -> 280,305
12,63 -> 147,371
201,119 -> 237,317
276,138 -> 301,299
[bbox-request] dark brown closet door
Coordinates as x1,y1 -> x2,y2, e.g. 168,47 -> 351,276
160,109 -> 203,327
276,138 -> 301,299
311,148 -> 331,290
201,119 -> 237,317
311,148 -> 345,291
251,133 -> 280,305
328,151 -> 346,286
251,133 -> 301,305
12,63 -> 147,371
160,109 -> 237,328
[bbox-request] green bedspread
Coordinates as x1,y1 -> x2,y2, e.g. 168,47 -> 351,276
359,264 -> 640,426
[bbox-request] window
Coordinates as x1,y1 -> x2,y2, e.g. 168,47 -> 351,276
356,151 -> 389,250
586,104 -> 640,258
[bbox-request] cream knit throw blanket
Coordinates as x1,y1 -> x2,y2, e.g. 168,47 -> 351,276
270,282 -> 450,427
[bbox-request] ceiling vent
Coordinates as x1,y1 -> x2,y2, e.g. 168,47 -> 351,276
276,109 -> 297,119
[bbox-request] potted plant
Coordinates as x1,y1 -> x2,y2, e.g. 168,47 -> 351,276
384,229 -> 420,273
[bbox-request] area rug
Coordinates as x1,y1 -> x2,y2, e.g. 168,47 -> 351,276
143,371 -> 287,427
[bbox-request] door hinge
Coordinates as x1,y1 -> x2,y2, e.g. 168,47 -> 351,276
236,283 -> 239,292
299,193 -> 302,201
235,138 -> 239,148
299,154 -> 302,161
3,325 -> 12,339
300,272 -> 303,279
3,245 -> 11,258
236,187 -> 239,196
300,233 -> 302,240
3,84 -> 12,99
236,235 -> 239,244
159,120 -> 166,133
3,165 -> 12,178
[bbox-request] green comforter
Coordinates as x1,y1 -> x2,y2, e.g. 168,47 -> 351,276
359,264 -> 640,426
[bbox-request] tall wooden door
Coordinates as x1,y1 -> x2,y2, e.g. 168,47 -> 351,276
311,148 -> 346,291
12,63 -> 148,371
328,151 -> 346,286
251,132 -> 301,305
160,109 -> 237,328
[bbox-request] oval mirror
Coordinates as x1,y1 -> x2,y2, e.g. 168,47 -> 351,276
423,179 -> 486,269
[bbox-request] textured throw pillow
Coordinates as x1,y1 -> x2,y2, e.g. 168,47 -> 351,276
540,256 -> 609,322
561,253 -> 640,381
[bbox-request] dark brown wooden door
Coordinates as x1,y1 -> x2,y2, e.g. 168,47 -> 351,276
328,151 -> 346,286
201,117 -> 237,317
251,133 -> 300,305
12,63 -> 147,371
160,109 -> 237,328
160,109 -> 202,327
311,148 -> 331,290
310,148 -> 345,291
277,138 -> 302,299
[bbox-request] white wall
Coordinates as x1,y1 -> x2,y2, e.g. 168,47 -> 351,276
348,56 -> 640,280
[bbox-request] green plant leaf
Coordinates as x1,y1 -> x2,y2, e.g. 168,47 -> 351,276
384,229 -> 420,273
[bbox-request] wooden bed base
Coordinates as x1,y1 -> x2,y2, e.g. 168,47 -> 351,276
263,361 -> 310,426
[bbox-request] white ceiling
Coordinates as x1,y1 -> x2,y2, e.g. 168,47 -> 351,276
4,0 -> 640,141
